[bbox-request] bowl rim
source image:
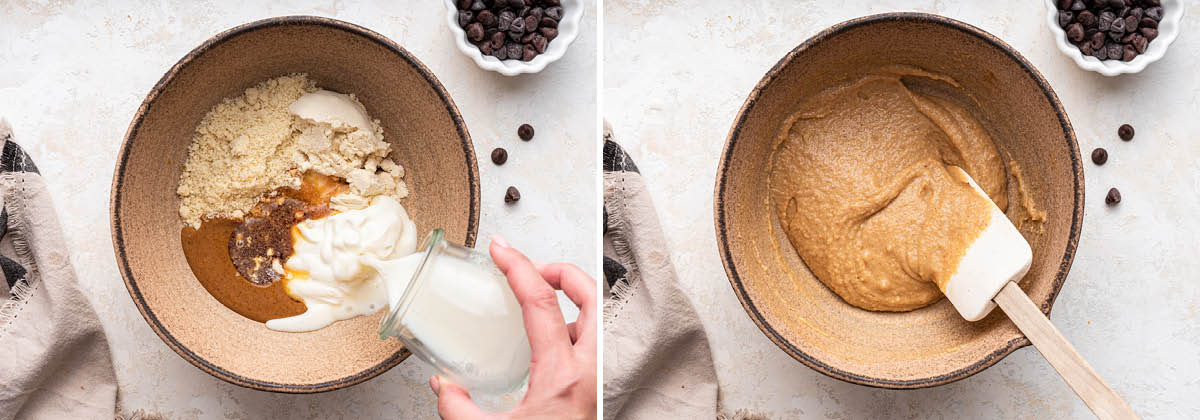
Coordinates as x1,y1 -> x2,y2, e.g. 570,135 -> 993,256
713,12 -> 1084,389
109,15 -> 481,393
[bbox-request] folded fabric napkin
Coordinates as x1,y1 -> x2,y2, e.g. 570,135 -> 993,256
0,119 -> 118,419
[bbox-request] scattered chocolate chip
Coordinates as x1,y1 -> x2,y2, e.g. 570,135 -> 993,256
1105,188 -> 1121,205
1118,124 -> 1135,141
518,123 -> 534,141
1092,147 -> 1108,165
1067,23 -> 1085,42
491,147 -> 508,165
505,186 -> 521,203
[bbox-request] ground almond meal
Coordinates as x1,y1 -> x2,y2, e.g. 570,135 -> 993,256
177,74 -> 408,227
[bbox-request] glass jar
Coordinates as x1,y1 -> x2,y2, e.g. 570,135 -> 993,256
379,229 -> 531,394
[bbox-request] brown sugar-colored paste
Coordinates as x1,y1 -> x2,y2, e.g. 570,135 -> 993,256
181,172 -> 349,322
768,66 -> 1012,312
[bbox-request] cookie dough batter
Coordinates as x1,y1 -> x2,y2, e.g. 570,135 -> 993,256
769,66 -> 1009,312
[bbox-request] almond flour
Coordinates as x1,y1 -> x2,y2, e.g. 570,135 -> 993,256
177,74 -> 409,227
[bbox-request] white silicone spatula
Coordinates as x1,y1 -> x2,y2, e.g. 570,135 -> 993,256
943,166 -> 1138,420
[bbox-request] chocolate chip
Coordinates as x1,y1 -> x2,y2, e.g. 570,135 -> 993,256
490,31 -> 506,49
505,42 -> 523,59
509,14 -> 525,34
1122,44 -> 1137,61
1098,11 -> 1115,31
1091,147 -> 1108,165
1078,10 -> 1096,27
1121,31 -> 1136,44
458,10 -> 473,27
467,22 -> 485,42
1093,42 -> 1109,59
1144,0 -> 1160,6
545,6 -> 563,20
1118,124 -> 1134,141
1145,6 -> 1163,21
1070,0 -> 1086,10
479,42 -> 494,56
1107,0 -> 1124,8
1141,27 -> 1158,41
1133,34 -> 1148,53
1124,15 -> 1138,31
1106,42 -> 1123,58
1105,188 -> 1121,205
508,0 -> 524,8
470,0 -> 485,11
540,27 -> 558,41
525,15 -> 538,32
1090,31 -> 1106,49
491,148 -> 508,165
1109,15 -> 1126,34
533,34 -> 548,53
504,186 -> 521,203
1059,0 -> 1074,8
540,17 -> 558,28
529,7 -> 543,20
1080,43 -> 1095,56
494,42 -> 509,60
458,0 -> 471,9
1067,23 -> 1085,42
518,123 -> 534,141
477,9 -> 496,27
1140,17 -> 1157,29
1128,7 -> 1143,20
522,44 -> 537,61
521,31 -> 536,44
498,10 -> 515,31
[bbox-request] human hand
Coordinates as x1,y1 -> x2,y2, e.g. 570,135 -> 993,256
430,235 -> 597,420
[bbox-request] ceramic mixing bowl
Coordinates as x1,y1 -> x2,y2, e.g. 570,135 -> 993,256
715,13 -> 1084,388
111,16 -> 480,393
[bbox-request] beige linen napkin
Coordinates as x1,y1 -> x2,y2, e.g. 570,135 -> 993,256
601,124 -> 721,419
0,119 -> 118,419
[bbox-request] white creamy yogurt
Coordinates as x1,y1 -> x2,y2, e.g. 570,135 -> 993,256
288,89 -> 376,136
264,196 -> 418,332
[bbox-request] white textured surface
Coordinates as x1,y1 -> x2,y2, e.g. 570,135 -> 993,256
605,0 -> 1200,418
0,1 -> 596,418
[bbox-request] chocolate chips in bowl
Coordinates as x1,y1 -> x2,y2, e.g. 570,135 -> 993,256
1056,0 -> 1164,61
456,0 -> 564,62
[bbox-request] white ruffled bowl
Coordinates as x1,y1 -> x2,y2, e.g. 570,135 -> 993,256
443,0 -> 583,76
1044,0 -> 1185,76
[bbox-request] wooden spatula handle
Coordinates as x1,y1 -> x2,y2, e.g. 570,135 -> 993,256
993,282 -> 1138,420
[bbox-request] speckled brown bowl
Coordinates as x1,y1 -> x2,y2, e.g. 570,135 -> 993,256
715,13 -> 1083,388
110,16 -> 480,393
